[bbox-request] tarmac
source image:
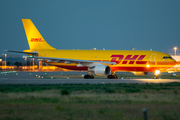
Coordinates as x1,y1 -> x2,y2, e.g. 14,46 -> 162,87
0,71 -> 180,84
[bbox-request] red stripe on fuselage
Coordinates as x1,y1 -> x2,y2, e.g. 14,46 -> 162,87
129,61 -> 135,64
136,61 -> 147,64
56,65 -> 88,70
110,66 -> 169,72
51,64 -> 172,73
148,61 -> 155,65
122,61 -> 128,64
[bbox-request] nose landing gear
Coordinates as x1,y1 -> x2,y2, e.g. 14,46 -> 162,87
153,75 -> 159,79
154,70 -> 160,79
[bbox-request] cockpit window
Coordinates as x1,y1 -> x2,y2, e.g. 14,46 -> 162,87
163,56 -> 173,59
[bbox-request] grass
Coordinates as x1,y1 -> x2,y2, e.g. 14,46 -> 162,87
1,82 -> 180,93
0,83 -> 180,120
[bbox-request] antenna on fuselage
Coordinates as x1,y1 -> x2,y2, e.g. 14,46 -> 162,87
131,47 -> 135,50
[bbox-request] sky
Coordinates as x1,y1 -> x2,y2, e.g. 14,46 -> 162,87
0,0 -> 180,55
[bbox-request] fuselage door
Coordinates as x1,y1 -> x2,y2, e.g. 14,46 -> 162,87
150,53 -> 157,62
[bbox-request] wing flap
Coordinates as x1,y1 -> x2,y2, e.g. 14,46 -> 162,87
34,56 -> 116,66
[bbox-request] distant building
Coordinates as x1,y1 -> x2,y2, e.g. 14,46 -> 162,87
171,55 -> 180,62
170,55 -> 180,72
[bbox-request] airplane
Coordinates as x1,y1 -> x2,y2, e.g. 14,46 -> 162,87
6,19 -> 176,79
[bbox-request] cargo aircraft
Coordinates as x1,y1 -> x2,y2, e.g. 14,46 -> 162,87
6,19 -> 176,79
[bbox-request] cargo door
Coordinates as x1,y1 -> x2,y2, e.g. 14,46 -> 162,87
150,53 -> 157,65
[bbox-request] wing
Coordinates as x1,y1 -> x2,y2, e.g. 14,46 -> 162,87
5,50 -> 116,67
34,56 -> 116,67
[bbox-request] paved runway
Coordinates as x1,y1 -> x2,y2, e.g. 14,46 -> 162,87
0,78 -> 180,84
0,71 -> 180,84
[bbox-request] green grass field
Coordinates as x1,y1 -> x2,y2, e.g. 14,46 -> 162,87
0,83 -> 180,120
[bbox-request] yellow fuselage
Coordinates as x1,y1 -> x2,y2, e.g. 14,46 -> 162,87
25,49 -> 176,72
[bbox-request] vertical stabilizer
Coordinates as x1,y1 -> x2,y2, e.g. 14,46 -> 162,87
22,19 -> 56,50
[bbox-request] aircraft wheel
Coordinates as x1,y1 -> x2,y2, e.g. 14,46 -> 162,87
107,75 -> 112,79
84,74 -> 94,79
107,75 -> 118,79
84,75 -> 87,79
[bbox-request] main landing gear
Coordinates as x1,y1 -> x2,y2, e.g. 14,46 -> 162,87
84,72 -> 118,79
107,75 -> 118,79
107,72 -> 118,79
84,72 -> 94,79
84,74 -> 94,79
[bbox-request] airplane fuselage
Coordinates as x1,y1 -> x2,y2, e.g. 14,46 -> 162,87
24,49 -> 176,72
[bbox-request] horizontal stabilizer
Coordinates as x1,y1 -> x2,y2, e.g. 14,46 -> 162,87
4,50 -> 38,56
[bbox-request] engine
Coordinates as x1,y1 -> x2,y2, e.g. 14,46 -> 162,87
89,65 -> 111,76
133,72 -> 148,76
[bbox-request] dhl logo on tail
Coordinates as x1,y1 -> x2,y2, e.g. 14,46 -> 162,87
31,38 -> 45,42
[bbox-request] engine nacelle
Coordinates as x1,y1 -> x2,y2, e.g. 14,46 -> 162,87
89,65 -> 111,76
133,72 -> 148,76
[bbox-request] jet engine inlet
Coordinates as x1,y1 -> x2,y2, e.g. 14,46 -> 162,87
89,65 -> 111,76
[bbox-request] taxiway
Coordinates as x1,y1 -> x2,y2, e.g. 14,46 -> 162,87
0,71 -> 179,84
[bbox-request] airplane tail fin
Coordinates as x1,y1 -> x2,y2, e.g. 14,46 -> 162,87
22,19 -> 56,50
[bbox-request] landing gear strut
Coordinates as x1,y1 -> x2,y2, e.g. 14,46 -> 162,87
154,70 -> 160,79
153,75 -> 159,79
